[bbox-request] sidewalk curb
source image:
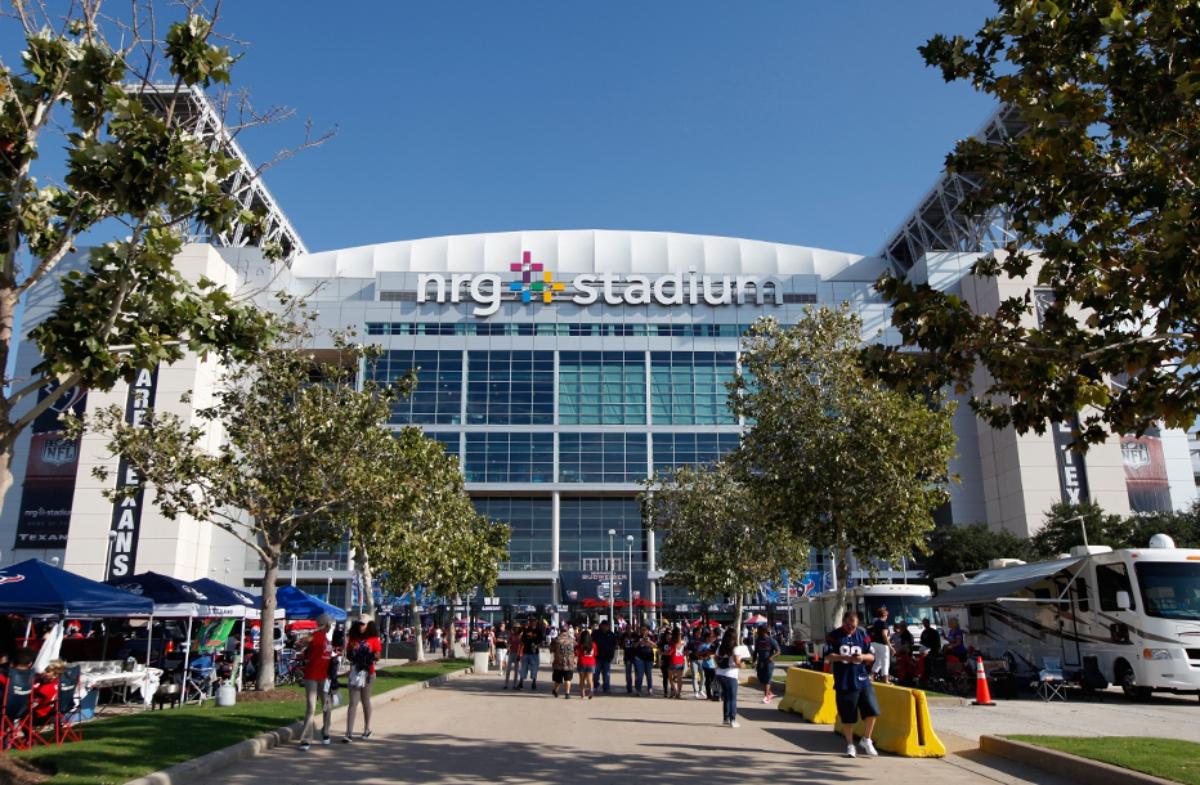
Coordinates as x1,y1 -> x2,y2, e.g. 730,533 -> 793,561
122,665 -> 473,785
979,735 -> 1179,785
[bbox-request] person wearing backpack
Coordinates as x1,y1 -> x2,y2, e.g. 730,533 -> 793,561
343,618 -> 382,742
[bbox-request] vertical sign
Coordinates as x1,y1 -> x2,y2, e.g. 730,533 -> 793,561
1034,289 -> 1091,506
106,367 -> 158,580
13,383 -> 87,549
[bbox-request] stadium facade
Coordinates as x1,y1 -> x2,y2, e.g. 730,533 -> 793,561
2,233 -> 1194,614
0,93 -> 1194,613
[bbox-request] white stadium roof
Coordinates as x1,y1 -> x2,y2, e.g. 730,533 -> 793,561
291,230 -> 887,282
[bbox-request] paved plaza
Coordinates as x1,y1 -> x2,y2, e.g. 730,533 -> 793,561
221,668 -> 1078,785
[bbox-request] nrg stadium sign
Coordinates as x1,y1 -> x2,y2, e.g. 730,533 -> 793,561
416,251 -> 785,317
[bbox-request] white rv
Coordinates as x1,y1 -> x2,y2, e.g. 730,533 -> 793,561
930,536 -> 1200,698
791,583 -> 934,657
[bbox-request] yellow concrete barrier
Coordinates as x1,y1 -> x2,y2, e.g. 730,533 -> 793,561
834,681 -> 945,758
777,667 -> 838,724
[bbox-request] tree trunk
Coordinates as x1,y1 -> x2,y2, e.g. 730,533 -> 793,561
359,545 -> 376,618
409,589 -> 425,662
444,593 -> 460,660
734,593 -> 745,643
257,554 -> 280,691
833,541 -> 850,629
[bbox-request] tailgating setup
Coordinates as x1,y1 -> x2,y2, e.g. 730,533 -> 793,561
926,535 -> 1200,699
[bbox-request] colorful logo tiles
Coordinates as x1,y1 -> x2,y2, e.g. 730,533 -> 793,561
509,251 -> 566,304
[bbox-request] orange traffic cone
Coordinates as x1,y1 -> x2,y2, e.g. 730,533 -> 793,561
972,656 -> 995,706
823,659 -> 832,674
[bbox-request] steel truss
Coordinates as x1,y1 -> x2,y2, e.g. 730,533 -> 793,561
127,83 -> 307,261
880,104 -> 1026,274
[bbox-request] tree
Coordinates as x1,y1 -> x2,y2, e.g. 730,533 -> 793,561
0,2 -> 293,512
1030,501 -> 1133,560
871,1 -> 1200,447
1127,503 -> 1200,549
79,315 -> 406,689
367,431 -> 509,661
731,306 -> 958,626
916,522 -> 1036,585
642,459 -> 809,628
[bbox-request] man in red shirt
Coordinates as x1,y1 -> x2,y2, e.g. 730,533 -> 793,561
298,614 -> 335,750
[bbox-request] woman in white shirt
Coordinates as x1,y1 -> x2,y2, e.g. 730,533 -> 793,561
714,628 -> 748,727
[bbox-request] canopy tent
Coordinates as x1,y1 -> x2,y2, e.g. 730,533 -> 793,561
272,585 -> 348,621
0,559 -> 154,618
189,578 -> 284,620
108,572 -> 243,618
919,558 -> 1084,607
745,613 -> 769,625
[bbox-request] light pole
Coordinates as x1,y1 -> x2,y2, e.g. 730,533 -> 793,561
325,567 -> 333,603
290,553 -> 298,587
102,530 -> 117,579
608,529 -> 616,624
626,534 -> 634,628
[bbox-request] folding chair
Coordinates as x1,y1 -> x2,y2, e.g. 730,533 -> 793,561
1,669 -> 35,750
55,665 -> 83,744
184,656 -> 214,704
1036,656 -> 1067,701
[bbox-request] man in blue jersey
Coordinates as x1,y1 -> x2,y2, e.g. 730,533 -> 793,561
824,609 -> 880,758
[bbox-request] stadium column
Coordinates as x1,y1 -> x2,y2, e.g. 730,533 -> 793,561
551,489 -> 561,627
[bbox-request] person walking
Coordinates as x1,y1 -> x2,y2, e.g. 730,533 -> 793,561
517,622 -> 542,690
503,622 -> 523,689
869,606 -> 892,683
576,629 -> 597,699
714,627 -> 746,727
343,618 -> 382,742
621,624 -> 639,693
658,628 -> 674,697
298,614 -> 335,750
666,629 -> 686,698
633,626 -> 656,695
592,620 -> 616,695
494,622 -> 509,672
551,625 -> 577,698
752,625 -> 781,703
825,609 -> 880,758
699,629 -> 719,701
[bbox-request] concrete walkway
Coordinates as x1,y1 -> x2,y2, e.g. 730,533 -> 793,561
222,668 -> 1075,785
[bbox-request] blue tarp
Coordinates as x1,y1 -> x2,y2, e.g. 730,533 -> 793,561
271,585 -> 348,621
0,559 -> 154,617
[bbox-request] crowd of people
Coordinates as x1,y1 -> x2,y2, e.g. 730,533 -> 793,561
482,617 -> 790,729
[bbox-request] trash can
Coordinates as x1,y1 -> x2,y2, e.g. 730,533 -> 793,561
471,641 -> 490,672
216,682 -> 237,707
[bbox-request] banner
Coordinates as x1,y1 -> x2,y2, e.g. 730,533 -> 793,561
559,569 -> 648,605
1121,434 -> 1172,513
106,367 -> 158,579
14,383 -> 87,549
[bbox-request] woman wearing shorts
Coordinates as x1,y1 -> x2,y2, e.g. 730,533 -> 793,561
576,629 -> 597,699
667,629 -> 686,699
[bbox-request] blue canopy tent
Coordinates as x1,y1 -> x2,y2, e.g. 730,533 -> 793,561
0,559 -> 154,618
272,585 -> 348,621
190,578 -> 283,688
108,572 -> 244,684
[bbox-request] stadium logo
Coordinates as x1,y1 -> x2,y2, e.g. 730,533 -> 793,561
508,251 -> 566,304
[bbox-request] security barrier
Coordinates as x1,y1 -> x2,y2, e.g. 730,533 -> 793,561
833,681 -> 946,758
777,667 -> 838,724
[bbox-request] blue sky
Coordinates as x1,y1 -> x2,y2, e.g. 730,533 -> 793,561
10,2 -> 999,257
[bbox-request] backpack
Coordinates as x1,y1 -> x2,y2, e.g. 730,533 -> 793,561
351,639 -> 376,672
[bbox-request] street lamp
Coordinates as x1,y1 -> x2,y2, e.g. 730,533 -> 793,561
102,530 -> 117,579
50,556 -> 60,568
326,566 -> 333,602
290,553 -> 298,587
626,534 -> 634,627
608,528 -> 616,624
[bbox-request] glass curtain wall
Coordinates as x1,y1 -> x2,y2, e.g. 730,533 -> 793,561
558,351 -> 646,424
472,497 -> 553,570
367,350 -> 463,425
558,433 -> 648,483
558,497 -> 644,571
466,351 -> 554,425
650,351 -> 738,425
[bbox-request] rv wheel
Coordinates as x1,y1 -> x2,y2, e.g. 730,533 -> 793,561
1115,660 -> 1151,700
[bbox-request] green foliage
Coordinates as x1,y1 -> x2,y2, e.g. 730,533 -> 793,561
918,522 -> 1036,583
80,310 -> 408,689
730,306 -> 958,619
871,1 -> 1200,446
1127,503 -> 1200,549
365,427 -> 509,605
1031,500 -> 1133,559
0,3 -> 278,508
642,459 -> 808,609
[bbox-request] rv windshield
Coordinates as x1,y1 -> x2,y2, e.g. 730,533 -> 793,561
1134,562 -> 1200,621
861,595 -> 934,625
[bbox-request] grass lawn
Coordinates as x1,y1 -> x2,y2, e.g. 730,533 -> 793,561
1007,735 -> 1200,785
14,659 -> 469,785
